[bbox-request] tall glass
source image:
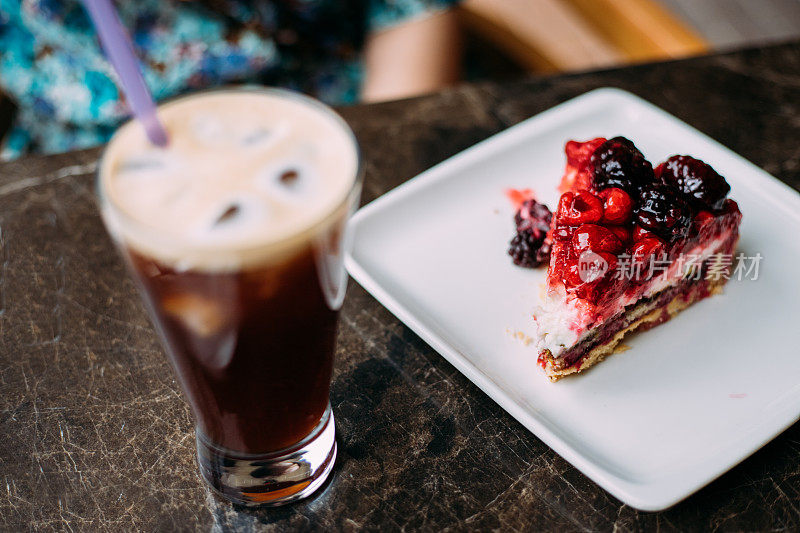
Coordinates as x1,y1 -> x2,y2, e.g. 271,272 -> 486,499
97,88 -> 361,505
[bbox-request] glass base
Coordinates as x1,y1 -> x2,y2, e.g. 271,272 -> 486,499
196,404 -> 337,506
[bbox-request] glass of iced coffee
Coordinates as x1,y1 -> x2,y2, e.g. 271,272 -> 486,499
97,88 -> 361,506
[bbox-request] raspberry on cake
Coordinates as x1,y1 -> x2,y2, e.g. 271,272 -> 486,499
529,136 -> 742,381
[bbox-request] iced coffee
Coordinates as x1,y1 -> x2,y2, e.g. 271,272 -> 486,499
98,88 -> 360,505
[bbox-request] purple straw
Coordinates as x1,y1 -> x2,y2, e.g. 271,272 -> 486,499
82,0 -> 168,146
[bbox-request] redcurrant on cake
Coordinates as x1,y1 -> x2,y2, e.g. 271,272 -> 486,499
508,136 -> 742,381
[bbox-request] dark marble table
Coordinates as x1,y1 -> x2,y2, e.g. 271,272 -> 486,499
2,41 -> 800,531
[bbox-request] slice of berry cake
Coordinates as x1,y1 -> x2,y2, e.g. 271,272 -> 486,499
509,137 -> 742,381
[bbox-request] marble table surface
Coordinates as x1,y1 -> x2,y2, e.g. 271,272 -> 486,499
2,41 -> 799,531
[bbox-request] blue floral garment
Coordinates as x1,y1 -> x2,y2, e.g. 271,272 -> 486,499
0,0 -> 457,159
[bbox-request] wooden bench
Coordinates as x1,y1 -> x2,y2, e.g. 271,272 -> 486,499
458,0 -> 709,73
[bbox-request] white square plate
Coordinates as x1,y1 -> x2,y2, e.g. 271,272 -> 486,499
345,88 -> 800,511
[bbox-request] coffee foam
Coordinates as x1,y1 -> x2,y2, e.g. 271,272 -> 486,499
99,90 -> 359,272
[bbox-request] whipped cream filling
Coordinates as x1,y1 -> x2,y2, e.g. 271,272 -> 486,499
533,231 -> 734,358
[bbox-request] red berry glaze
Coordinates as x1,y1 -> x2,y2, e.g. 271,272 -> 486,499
564,261 -> 584,287
719,198 -> 740,215
505,188 -> 535,210
607,225 -> 631,244
565,251 -> 619,300
572,224 -> 624,255
557,191 -> 604,225
581,252 -> 618,281
552,224 -> 576,242
598,187 -> 633,225
632,224 -> 655,242
631,237 -> 665,265
560,138 -> 607,193
692,210 -> 715,233
566,139 -> 605,168
596,251 -> 618,273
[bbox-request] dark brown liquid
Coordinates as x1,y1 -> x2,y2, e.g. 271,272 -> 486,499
127,245 -> 337,453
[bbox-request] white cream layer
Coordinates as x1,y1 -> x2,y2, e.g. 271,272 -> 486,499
534,232 -> 733,358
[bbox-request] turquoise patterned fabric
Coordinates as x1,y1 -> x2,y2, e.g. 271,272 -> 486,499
0,0 -> 457,159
